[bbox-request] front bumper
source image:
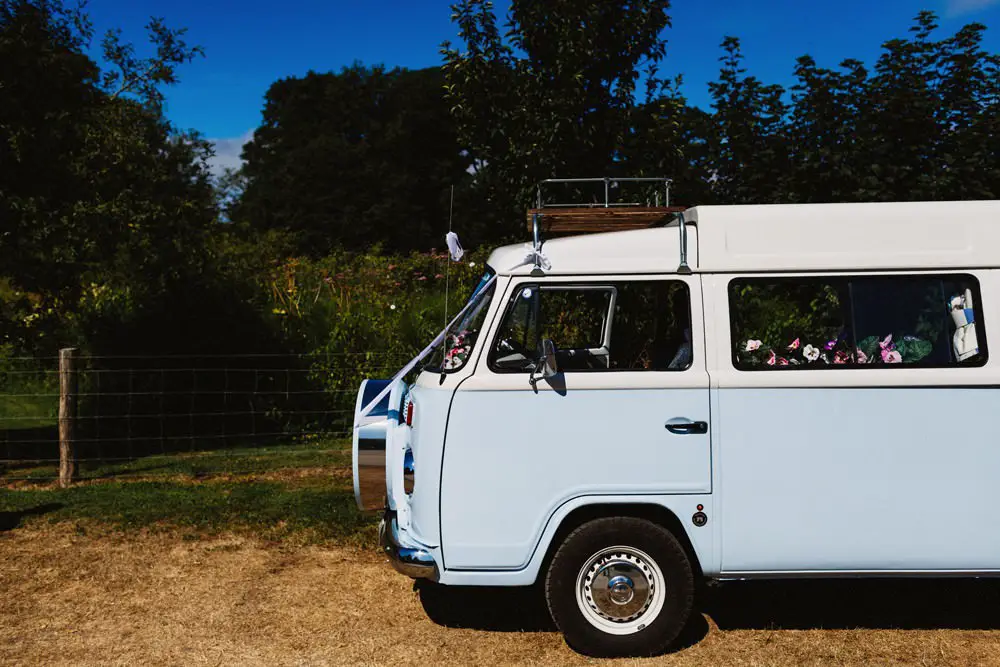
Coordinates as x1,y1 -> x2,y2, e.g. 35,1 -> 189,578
378,510 -> 439,581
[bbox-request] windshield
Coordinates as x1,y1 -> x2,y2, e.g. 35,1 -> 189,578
425,267 -> 497,373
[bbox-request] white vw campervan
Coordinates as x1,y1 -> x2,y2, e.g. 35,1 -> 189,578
353,178 -> 1000,657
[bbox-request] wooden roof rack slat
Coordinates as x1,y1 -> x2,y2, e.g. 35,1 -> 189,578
526,206 -> 687,234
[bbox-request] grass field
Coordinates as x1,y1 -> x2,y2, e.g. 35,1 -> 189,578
5,446 -> 1000,665
0,437 -> 376,546
0,392 -> 57,430
3,526 -> 1000,666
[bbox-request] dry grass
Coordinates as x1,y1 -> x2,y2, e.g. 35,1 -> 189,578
4,526 -> 1000,666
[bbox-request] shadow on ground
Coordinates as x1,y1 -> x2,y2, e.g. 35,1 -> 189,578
415,580 -> 709,652
703,578 -> 1000,631
0,503 -> 63,532
417,577 -> 1000,648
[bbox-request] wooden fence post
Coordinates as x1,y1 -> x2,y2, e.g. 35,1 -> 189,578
58,348 -> 78,487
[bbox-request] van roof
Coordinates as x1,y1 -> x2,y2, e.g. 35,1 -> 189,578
487,200 -> 1000,276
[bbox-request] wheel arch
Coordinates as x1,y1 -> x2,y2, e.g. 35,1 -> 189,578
536,501 -> 706,585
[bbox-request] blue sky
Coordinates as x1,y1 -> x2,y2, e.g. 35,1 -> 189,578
84,0 -> 1000,174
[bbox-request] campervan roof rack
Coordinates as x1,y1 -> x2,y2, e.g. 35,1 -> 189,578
527,176 -> 691,274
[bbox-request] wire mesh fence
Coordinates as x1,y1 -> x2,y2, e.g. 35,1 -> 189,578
0,352 -> 409,482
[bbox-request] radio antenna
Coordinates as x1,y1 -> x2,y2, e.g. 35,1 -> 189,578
444,185 -> 454,328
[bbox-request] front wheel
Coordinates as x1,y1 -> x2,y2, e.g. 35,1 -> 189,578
544,517 -> 694,657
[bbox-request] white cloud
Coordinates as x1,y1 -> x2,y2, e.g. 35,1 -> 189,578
207,130 -> 254,177
945,0 -> 1000,17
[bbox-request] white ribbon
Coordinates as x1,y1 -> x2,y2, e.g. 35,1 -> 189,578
508,248 -> 552,272
445,232 -> 464,261
355,275 -> 498,424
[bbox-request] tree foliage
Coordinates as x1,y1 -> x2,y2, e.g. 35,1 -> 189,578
442,0 -> 683,232
698,12 -> 1000,205
5,0 -> 1000,363
234,65 -> 470,255
0,0 -> 215,350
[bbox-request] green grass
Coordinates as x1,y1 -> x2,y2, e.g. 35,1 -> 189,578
0,478 -> 377,546
1,435 -> 352,482
0,393 -> 57,430
0,436 -> 378,547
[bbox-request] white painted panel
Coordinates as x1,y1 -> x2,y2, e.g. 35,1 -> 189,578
719,387 -> 1000,572
487,200 -> 1000,278
442,384 -> 712,569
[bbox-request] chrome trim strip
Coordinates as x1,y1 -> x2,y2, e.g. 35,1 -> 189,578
379,511 -> 439,581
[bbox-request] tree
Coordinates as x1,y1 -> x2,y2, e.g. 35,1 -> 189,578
233,65 -> 470,255
785,56 -> 869,202
702,36 -> 788,204
442,0 -> 683,234
0,0 -> 215,350
698,12 -> 1000,206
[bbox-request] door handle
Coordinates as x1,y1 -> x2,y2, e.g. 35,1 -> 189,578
665,418 -> 708,435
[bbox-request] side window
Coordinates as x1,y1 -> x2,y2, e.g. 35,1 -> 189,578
490,281 -> 691,372
730,274 -> 986,369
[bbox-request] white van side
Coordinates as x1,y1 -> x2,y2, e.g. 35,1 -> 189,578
354,199 -> 1000,657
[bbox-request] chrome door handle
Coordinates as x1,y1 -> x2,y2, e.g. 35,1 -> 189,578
665,418 -> 708,435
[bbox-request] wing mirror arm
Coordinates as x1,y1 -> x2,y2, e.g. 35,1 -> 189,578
529,339 -> 558,391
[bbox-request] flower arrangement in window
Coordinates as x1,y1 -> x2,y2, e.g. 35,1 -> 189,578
738,333 -> 932,367
441,331 -> 473,370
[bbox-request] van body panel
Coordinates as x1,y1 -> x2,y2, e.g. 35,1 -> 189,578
706,268 -> 1000,574
716,386 -> 1000,572
439,276 -> 712,570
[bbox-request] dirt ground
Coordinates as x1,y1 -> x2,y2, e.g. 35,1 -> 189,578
4,527 -> 1000,666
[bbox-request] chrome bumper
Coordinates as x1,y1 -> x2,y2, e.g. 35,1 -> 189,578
379,511 -> 439,581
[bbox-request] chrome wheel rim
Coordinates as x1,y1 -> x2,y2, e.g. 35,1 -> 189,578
575,545 -> 665,635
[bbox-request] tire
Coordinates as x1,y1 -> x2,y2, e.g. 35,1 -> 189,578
544,516 -> 694,658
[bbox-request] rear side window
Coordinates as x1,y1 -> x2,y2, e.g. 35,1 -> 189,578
490,281 -> 691,372
729,274 -> 986,369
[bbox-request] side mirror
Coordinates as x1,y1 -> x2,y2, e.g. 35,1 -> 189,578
529,339 -> 558,389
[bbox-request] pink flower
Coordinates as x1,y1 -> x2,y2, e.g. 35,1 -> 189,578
777,357 -> 790,366
824,339 -> 837,350
766,350 -> 776,366
787,338 -> 800,351
879,334 -> 894,351
435,274 -> 444,279
856,348 -> 868,364
418,276 -> 427,281
882,349 -> 902,363
834,350 -> 851,364
745,339 -> 762,352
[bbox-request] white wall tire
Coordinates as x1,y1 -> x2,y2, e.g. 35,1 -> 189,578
545,517 -> 694,657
